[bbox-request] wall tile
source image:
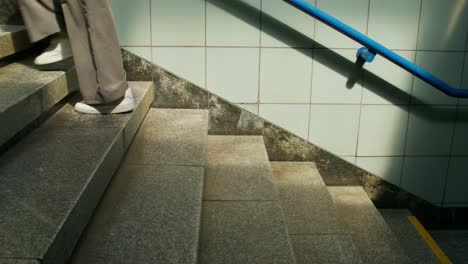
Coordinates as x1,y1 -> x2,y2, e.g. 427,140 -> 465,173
238,104 -> 259,115
309,105 -> 361,156
357,157 -> 403,186
417,0 -> 468,51
444,157 -> 468,204
259,104 -> 310,139
260,48 -> 312,103
261,0 -> 315,48
362,51 -> 415,105
341,156 -> 356,164
452,106 -> 468,155
206,0 -> 261,46
402,157 -> 449,205
311,49 -> 363,104
412,51 -> 463,105
368,0 -> 421,50
405,106 -> 456,156
110,0 -> 151,46
151,0 -> 205,46
207,48 -> 259,103
123,47 -> 152,61
153,47 -> 205,88
357,105 -> 409,156
315,0 -> 369,48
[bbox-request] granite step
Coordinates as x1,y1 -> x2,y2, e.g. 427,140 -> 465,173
0,25 -> 30,59
380,209 -> 439,264
271,162 -> 362,264
0,57 -> 77,148
328,187 -> 411,264
69,108 -> 209,264
0,82 -> 153,264
199,136 -> 296,264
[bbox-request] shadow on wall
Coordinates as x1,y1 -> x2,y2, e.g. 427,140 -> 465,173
206,0 -> 458,122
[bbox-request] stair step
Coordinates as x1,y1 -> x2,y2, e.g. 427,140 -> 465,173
0,58 -> 77,147
0,260 -> 40,264
0,25 -> 30,59
69,108 -> 209,264
200,136 -> 295,264
329,187 -> 411,264
380,209 -> 439,264
125,108 -> 209,166
0,82 -> 153,264
271,162 -> 345,234
271,162 -> 362,264
203,136 -> 278,201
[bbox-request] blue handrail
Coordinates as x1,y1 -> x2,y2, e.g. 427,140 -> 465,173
283,0 -> 468,98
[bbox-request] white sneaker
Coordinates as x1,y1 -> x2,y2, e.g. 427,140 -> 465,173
34,36 -> 73,65
74,88 -> 135,114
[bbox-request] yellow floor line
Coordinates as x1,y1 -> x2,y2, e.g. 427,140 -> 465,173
408,216 -> 453,264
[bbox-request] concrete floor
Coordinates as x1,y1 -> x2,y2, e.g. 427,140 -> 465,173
430,230 -> 468,264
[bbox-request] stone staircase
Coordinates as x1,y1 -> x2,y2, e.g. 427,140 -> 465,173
0,25 -> 29,58
0,26 -> 441,264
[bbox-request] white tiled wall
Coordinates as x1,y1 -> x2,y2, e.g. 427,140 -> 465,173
315,0 -> 369,49
412,51 -> 463,105
111,0 -> 468,206
367,0 -> 421,50
153,47 -> 206,87
260,48 -> 312,103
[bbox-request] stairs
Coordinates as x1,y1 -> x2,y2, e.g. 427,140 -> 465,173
0,57 -> 77,148
272,162 -> 362,264
0,25 -> 29,59
0,81 -> 153,264
0,25 -> 441,264
200,136 -> 295,264
70,109 -> 207,264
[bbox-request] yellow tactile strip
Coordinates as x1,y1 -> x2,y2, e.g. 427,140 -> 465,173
408,216 -> 453,264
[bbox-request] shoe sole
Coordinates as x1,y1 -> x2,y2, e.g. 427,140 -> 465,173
75,102 -> 135,115
34,53 -> 73,65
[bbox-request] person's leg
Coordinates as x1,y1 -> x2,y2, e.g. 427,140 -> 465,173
60,0 -> 100,104
18,0 -> 63,42
18,0 -> 73,64
80,0 -> 128,104
61,0 -> 129,107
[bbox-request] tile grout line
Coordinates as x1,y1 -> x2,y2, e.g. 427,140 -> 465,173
307,48 -> 314,141
205,0 -> 208,92
121,45 -> 467,52
149,0 -> 153,63
399,0 -> 424,187
257,0 -> 263,114
354,0 -> 371,159
307,0 -> 318,141
211,102 -> 464,106
365,0 -> 371,36
440,48 -> 467,204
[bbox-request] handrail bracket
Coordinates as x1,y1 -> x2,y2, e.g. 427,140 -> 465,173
357,47 -> 377,63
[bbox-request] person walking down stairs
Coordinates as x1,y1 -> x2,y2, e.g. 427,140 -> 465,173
18,0 -> 134,114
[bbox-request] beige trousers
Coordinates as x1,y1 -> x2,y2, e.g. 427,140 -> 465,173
18,0 -> 128,103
